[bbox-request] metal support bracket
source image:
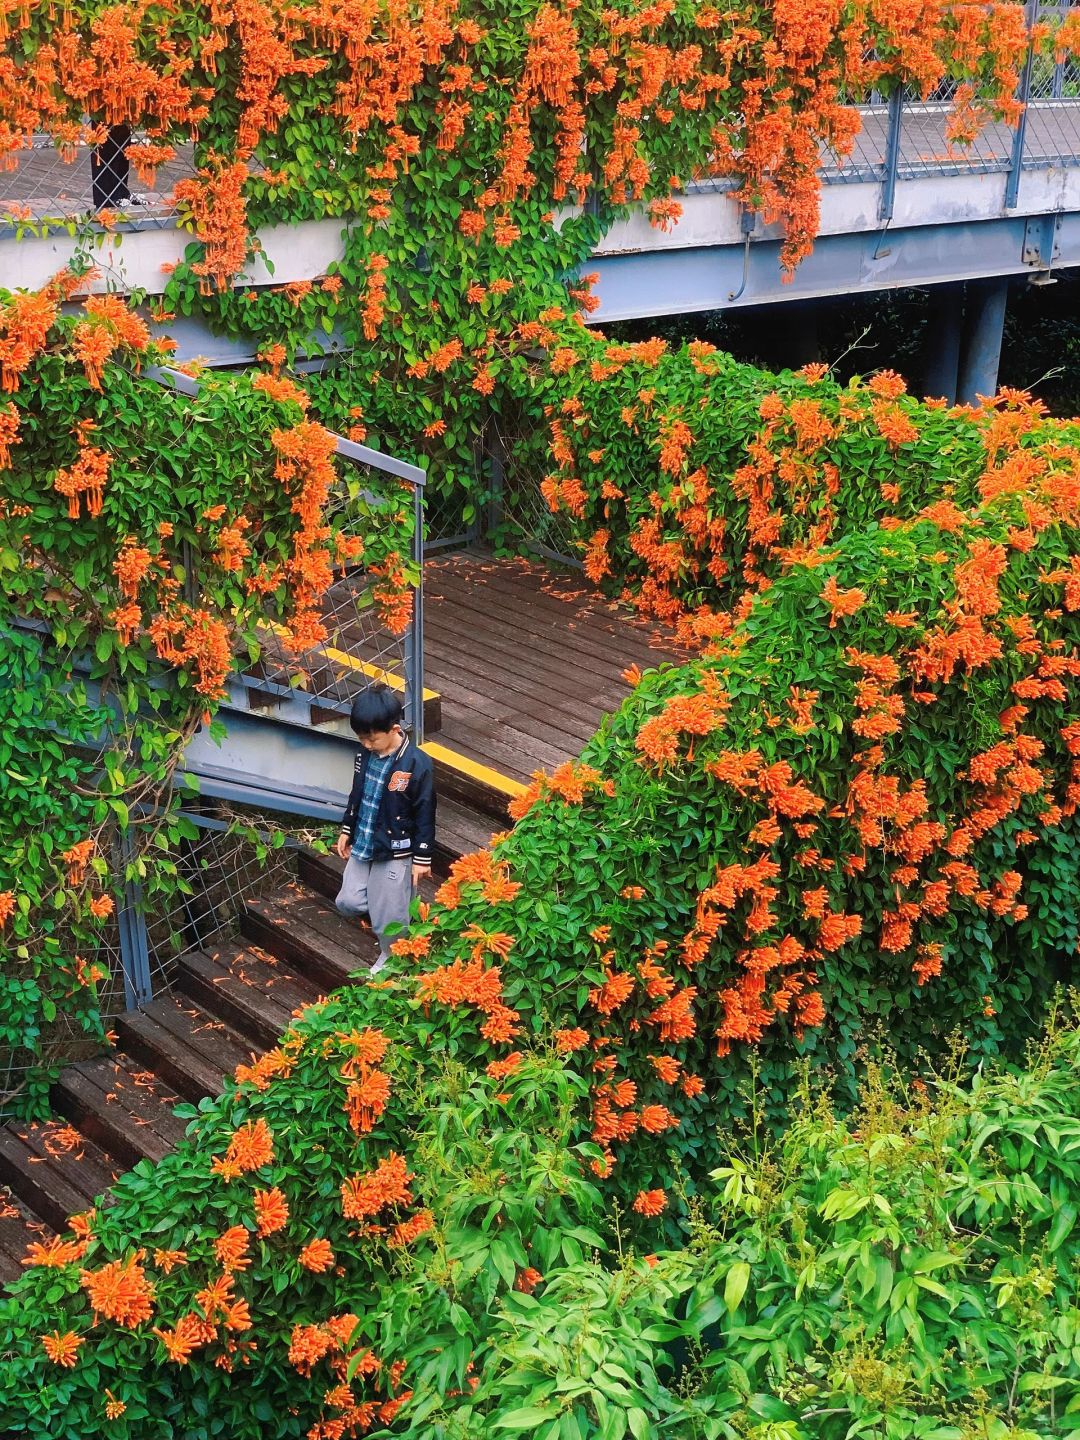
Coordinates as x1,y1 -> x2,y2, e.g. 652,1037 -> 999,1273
1022,213 -> 1062,270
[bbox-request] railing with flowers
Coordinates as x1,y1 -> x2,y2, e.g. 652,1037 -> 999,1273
4,5 -> 1080,246
149,366 -> 427,747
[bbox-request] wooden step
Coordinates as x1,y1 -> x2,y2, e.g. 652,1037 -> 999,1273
296,803 -> 493,903
0,1186 -> 51,1287
0,1124 -> 116,1234
176,945 -> 320,1050
51,1055 -> 189,1171
242,892 -> 376,990
434,795 -> 500,868
425,742 -> 522,822
115,995 -> 252,1103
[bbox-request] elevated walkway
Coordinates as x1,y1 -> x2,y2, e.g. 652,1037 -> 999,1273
4,100 -> 1080,329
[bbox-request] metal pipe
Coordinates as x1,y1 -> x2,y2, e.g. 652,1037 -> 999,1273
408,476 -> 426,744
879,88 -> 904,223
1005,0 -> 1040,209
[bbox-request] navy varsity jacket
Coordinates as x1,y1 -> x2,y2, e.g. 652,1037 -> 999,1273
339,733 -> 436,869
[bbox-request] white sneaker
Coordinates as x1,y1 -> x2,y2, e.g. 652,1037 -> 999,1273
369,955 -> 388,976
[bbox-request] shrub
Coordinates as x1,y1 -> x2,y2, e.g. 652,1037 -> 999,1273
531,337 -> 1080,639
462,1019 -> 1080,1439
0,299 -> 414,1114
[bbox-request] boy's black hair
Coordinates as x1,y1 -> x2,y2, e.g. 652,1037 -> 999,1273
350,683 -> 404,735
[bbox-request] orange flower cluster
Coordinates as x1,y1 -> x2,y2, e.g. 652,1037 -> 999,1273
80,1253 -> 155,1328
41,1330 -> 82,1367
173,161 -> 251,291
52,422 -> 109,520
508,759 -> 614,821
340,1152 -> 413,1220
298,1237 -> 335,1273
210,1117 -> 275,1180
339,1028 -> 391,1135
253,1187 -> 289,1236
71,294 -> 150,390
415,953 -> 520,1044
270,420 -> 339,652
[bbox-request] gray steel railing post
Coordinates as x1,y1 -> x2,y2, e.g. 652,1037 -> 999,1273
487,420 -> 506,537
1006,0 -> 1041,208
115,826 -> 153,1010
406,475 -> 426,743
879,87 -> 904,222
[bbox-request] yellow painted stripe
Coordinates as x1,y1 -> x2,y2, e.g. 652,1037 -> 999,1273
262,623 -> 438,701
422,740 -> 528,798
322,643 -> 439,702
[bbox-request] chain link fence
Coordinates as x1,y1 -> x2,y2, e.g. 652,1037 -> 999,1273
136,805 -> 303,994
0,129 -> 195,231
486,404 -> 582,567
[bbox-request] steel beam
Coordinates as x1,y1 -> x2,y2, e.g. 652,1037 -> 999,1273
587,211 -> 1080,322
181,703 -> 356,821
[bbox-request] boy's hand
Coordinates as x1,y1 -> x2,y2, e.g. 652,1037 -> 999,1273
335,833 -> 351,861
412,863 -> 426,888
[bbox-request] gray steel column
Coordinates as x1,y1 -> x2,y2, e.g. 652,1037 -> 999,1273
956,279 -> 1009,404
922,283 -> 965,404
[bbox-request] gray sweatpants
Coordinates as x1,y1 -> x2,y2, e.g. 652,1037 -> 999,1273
334,854 -> 413,961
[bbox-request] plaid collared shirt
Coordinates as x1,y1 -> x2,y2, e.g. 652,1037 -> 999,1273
351,749 -> 396,861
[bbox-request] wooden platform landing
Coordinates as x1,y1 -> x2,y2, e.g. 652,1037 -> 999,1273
422,550 -> 684,787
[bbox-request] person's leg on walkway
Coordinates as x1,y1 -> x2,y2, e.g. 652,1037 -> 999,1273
366,860 -> 414,971
335,855 -> 371,919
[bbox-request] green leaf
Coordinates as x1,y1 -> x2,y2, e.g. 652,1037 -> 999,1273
724,1261 -> 750,1314
494,1408 -> 558,1429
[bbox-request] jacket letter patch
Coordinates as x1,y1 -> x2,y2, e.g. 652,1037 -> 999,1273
388,770 -> 411,793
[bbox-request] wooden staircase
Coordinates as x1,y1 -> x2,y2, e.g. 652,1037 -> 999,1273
0,796 -> 498,1287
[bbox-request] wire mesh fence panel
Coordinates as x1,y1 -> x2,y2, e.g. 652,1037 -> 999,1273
489,409 -> 582,566
0,914 -> 125,1118
1020,98 -> 1080,165
0,131 -> 196,230
131,808 -> 301,1003
820,105 -> 892,183
1033,0 -> 1080,95
423,448 -> 484,553
249,467 -> 417,717
1027,1 -> 1080,162
897,98 -> 1014,176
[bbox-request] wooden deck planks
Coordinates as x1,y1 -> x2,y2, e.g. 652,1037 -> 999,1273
423,549 -> 685,783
